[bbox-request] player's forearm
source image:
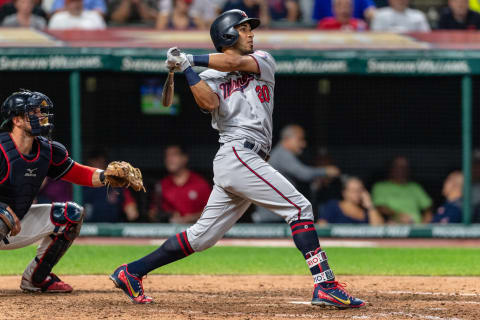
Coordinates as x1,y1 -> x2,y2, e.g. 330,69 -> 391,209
187,53 -> 259,73
61,162 -> 104,188
91,169 -> 105,187
186,72 -> 219,111
208,54 -> 247,72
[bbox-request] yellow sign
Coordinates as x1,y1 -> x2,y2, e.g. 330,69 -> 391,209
0,28 -> 57,46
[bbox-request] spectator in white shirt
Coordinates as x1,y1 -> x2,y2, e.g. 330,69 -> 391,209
371,0 -> 430,32
48,0 -> 106,29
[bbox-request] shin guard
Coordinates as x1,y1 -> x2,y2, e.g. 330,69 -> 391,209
30,202 -> 83,286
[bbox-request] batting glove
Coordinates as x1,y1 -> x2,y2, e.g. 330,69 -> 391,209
165,47 -> 182,71
165,52 -> 191,72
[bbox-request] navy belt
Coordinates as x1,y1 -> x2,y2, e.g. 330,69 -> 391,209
221,141 -> 269,161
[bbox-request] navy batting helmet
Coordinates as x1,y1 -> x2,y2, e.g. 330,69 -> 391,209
210,9 -> 260,52
1,89 -> 54,137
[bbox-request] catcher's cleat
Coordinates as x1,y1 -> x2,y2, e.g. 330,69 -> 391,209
110,264 -> 153,304
311,281 -> 365,309
21,273 -> 73,293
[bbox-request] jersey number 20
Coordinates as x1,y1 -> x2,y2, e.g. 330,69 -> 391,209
256,85 -> 270,103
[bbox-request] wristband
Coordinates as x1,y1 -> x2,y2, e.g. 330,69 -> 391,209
99,170 -> 105,184
192,54 -> 209,67
184,66 -> 201,86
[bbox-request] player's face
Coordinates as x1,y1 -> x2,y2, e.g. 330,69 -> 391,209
13,107 -> 50,136
12,113 -> 33,136
28,107 -> 50,125
19,114 -> 33,135
234,23 -> 254,55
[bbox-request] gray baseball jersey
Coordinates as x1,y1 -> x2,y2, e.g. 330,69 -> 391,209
186,50 -> 314,252
199,50 -> 276,152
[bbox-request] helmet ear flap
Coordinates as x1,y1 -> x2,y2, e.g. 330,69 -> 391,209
219,26 -> 239,51
1,93 -> 27,131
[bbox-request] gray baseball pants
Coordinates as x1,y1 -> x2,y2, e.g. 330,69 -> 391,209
186,140 -> 313,251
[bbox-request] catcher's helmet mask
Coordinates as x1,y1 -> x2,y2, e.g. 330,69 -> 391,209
1,89 -> 54,137
210,9 -> 260,52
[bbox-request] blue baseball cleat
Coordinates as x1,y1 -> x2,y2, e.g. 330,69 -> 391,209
312,281 -> 366,309
109,264 -> 153,304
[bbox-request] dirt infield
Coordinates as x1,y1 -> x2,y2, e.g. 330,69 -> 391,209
1,275 -> 479,320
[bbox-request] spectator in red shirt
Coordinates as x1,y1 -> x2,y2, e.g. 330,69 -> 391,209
149,145 -> 212,223
317,0 -> 367,31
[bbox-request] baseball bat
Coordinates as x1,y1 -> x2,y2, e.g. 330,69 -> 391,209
161,69 -> 175,107
161,48 -> 180,107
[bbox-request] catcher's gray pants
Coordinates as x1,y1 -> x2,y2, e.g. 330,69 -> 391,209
0,204 -> 80,281
186,140 -> 313,252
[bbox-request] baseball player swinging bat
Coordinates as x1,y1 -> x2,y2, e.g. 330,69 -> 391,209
110,9 -> 365,309
161,48 -> 180,107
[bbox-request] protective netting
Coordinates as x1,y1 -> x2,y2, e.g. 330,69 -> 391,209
0,72 -> 469,222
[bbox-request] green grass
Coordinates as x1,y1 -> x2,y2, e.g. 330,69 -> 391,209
1,245 -> 479,276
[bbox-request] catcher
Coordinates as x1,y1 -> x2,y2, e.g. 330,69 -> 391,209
0,89 -> 144,293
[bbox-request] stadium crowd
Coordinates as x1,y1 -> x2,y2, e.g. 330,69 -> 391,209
34,123 -> 478,226
1,0 -> 480,31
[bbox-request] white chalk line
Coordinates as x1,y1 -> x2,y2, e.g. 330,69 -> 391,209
289,301 -> 311,305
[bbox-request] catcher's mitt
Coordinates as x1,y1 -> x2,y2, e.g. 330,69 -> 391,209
103,161 -> 146,192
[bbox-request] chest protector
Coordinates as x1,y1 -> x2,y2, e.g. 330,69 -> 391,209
0,133 -> 51,219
